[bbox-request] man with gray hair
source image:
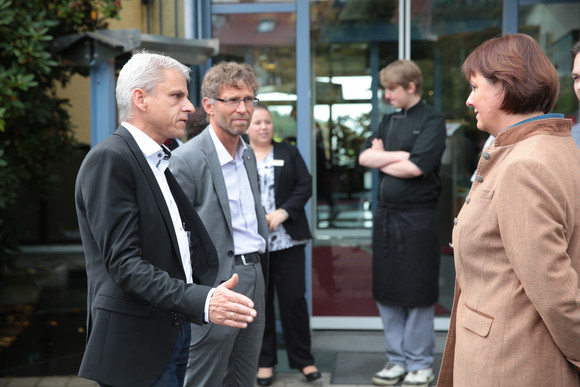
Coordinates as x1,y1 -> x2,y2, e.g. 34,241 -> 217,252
75,52 -> 257,387
170,61 -> 268,387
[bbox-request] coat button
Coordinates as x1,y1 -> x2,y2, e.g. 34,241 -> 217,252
476,175 -> 483,182
171,312 -> 184,326
227,250 -> 234,257
483,152 -> 490,159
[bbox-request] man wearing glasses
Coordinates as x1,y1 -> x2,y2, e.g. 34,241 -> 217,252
170,61 -> 268,387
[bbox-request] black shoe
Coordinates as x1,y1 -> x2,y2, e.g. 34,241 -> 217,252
302,370 -> 322,382
257,373 -> 274,386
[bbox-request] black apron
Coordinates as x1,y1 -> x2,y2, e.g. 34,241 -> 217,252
372,202 -> 440,307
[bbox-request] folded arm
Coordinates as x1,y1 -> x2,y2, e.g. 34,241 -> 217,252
359,138 -> 422,178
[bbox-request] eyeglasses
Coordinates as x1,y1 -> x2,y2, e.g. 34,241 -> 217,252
214,97 -> 259,108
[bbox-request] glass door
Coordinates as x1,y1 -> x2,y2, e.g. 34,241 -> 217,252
310,0 -> 398,329
309,0 -> 504,329
209,10 -> 299,139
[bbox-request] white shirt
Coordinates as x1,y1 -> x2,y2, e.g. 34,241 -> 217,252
208,125 -> 266,254
123,123 -> 215,322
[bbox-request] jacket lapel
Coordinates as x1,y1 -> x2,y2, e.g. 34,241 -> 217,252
165,169 -> 218,283
200,130 -> 234,236
115,126 -> 182,263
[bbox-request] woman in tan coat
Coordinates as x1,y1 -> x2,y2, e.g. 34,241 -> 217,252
438,33 -> 580,387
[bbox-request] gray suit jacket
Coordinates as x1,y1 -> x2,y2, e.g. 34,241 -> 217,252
170,127 -> 269,286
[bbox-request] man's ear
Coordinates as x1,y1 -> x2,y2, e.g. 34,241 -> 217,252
133,88 -> 147,113
406,82 -> 417,94
202,97 -> 214,116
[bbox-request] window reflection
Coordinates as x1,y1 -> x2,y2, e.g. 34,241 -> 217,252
519,2 -> 580,123
311,0 -> 399,232
310,0 -> 503,319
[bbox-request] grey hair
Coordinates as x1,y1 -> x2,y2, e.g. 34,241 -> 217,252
201,61 -> 259,101
116,51 -> 191,123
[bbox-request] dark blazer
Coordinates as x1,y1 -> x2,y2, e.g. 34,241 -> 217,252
272,141 -> 312,240
75,126 -> 218,386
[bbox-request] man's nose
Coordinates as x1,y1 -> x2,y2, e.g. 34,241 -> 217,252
235,101 -> 249,113
184,99 -> 194,113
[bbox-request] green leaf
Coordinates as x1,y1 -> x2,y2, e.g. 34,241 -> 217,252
10,99 -> 25,109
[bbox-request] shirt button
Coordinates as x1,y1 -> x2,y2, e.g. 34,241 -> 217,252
476,175 -> 483,183
483,152 -> 490,160
465,197 -> 470,204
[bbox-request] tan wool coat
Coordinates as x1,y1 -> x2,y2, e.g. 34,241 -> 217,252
438,117 -> 580,387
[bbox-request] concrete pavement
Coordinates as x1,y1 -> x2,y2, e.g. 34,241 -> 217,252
0,330 -> 444,386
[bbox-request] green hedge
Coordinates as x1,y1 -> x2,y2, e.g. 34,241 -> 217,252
0,0 -> 121,272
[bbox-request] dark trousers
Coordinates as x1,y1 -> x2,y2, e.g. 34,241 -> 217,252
99,321 -> 191,387
259,244 -> 315,370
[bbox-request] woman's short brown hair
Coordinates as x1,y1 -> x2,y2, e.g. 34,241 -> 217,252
462,33 -> 559,114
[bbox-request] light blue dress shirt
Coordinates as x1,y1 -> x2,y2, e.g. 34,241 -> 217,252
571,122 -> 580,148
208,125 -> 266,255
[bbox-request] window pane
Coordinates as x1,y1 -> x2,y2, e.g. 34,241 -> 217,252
213,0 -> 293,3
312,0 -> 399,233
519,2 -> 580,124
211,12 -> 297,140
311,0 -> 504,319
311,0 -> 398,320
